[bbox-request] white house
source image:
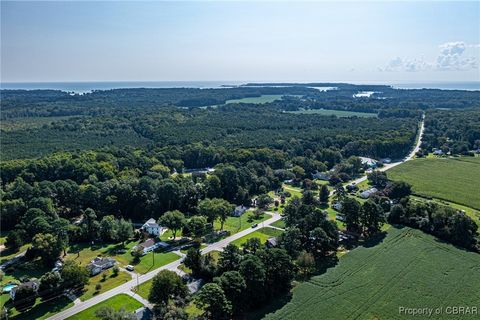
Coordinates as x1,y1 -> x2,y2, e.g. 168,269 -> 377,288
141,218 -> 165,236
86,257 -> 116,276
360,187 -> 378,199
360,157 -> 378,168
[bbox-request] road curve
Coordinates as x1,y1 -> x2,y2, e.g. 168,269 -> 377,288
47,212 -> 282,320
344,115 -> 425,188
47,117 -> 425,320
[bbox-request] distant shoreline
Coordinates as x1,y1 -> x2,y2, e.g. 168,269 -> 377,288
1,80 -> 479,93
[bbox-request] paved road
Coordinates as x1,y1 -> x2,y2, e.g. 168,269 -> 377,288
47,212 -> 282,320
343,115 -> 425,188
47,117 -> 424,320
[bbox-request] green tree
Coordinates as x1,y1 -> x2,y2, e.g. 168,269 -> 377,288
5,230 -> 23,250
100,215 -> 117,242
367,170 -> 388,188
184,247 -> 202,276
296,250 -> 315,277
239,254 -> 266,306
197,198 -> 234,231
256,194 -> 273,209
218,244 -> 242,273
116,218 -> 133,245
39,271 -> 62,299
159,210 -> 185,240
341,197 -> 362,233
32,233 -> 63,265
186,215 -> 208,240
243,237 -> 262,253
60,260 -> 89,292
195,283 -> 232,319
214,271 -> 246,315
361,200 -> 385,236
319,184 -> 329,203
148,270 -> 187,306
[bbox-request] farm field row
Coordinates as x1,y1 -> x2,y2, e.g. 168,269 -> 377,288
388,157 -> 480,210
265,227 -> 480,320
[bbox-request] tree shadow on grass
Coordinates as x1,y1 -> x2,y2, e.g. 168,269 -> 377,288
11,296 -> 72,320
361,231 -> 387,248
244,291 -> 293,320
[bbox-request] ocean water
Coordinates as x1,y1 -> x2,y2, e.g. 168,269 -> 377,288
392,81 -> 480,91
0,81 -> 244,94
1,81 -> 478,93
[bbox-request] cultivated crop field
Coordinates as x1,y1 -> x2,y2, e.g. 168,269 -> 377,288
265,227 -> 480,320
388,157 -> 480,210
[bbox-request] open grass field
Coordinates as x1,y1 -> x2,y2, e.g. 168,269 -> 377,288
225,95 -> 285,104
388,157 -> 480,210
213,211 -> 270,235
264,227 -> 480,320
66,294 -> 142,320
231,227 -> 283,247
286,108 -> 377,118
65,241 -> 181,275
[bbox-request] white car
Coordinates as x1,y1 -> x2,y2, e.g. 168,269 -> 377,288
125,265 -> 134,271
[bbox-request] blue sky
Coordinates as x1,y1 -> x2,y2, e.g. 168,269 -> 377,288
1,1 -> 479,82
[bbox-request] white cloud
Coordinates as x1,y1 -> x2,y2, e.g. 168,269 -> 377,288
380,41 -> 478,72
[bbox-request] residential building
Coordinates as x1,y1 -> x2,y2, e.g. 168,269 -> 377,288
232,205 -> 247,217
10,280 -> 39,300
87,257 -> 116,276
360,187 -> 378,199
141,218 -> 165,236
266,237 -> 278,248
312,170 -> 330,180
133,239 -> 169,255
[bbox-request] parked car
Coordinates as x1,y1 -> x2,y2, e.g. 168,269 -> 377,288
251,223 -> 258,228
125,265 -> 134,271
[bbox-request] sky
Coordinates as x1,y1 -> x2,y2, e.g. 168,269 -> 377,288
1,1 -> 479,83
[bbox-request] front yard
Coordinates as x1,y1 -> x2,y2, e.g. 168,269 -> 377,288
66,294 -> 142,320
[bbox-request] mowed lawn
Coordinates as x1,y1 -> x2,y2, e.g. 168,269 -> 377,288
265,227 -> 480,320
388,157 -> 480,209
66,294 -> 142,320
231,227 -> 283,247
66,241 -> 181,275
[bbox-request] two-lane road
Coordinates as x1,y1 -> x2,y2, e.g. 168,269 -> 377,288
343,115 -> 425,188
48,212 -> 282,320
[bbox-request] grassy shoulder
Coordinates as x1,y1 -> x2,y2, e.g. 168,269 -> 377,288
265,227 -> 480,320
388,157 -> 480,210
66,294 -> 142,320
231,227 -> 283,247
79,270 -> 131,301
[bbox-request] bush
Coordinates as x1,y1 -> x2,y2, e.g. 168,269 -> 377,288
95,283 -> 102,291
112,266 -> 119,277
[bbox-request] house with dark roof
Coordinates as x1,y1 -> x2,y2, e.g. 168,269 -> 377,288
232,205 -> 247,217
266,237 -> 278,248
133,239 -> 169,255
87,257 -> 116,276
10,280 -> 39,300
